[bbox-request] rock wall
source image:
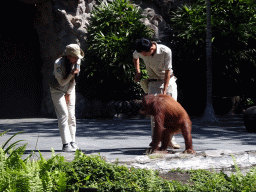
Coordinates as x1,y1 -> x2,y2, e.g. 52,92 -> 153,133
33,0 -> 92,117
21,0 -> 189,118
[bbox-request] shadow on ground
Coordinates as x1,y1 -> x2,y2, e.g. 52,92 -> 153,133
1,115 -> 256,157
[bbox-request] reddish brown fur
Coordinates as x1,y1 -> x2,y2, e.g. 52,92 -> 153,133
141,94 -> 195,154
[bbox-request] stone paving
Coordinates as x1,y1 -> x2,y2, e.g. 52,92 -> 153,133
1,115 -> 256,174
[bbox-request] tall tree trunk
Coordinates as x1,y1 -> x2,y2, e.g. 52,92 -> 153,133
201,0 -> 218,123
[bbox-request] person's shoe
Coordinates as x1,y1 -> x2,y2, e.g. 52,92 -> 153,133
168,135 -> 181,149
168,143 -> 181,149
70,142 -> 80,150
62,143 -> 76,152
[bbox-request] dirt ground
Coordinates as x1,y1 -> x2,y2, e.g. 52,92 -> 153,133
158,171 -> 193,185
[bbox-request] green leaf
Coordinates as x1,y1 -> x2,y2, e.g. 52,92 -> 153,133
0,129 -> 10,137
2,131 -> 25,150
85,175 -> 91,181
4,140 -> 26,154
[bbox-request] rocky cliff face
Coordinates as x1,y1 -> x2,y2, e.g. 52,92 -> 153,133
33,0 -> 93,117
21,0 -> 185,118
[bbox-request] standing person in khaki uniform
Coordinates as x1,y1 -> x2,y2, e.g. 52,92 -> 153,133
49,44 -> 84,152
133,38 -> 180,149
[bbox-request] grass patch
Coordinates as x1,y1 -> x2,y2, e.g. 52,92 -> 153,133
148,153 -> 165,159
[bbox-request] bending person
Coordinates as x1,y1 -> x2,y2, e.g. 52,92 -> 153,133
49,44 -> 84,152
133,38 -> 180,149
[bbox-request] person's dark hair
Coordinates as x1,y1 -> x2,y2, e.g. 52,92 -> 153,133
62,56 -> 79,81
135,38 -> 152,53
62,56 -> 72,79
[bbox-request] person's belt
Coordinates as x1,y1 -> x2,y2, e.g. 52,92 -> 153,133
148,79 -> 162,82
148,74 -> 174,82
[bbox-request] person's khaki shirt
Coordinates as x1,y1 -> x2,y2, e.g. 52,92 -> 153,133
52,57 -> 76,94
133,43 -> 173,79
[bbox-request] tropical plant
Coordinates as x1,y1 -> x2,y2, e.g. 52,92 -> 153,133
170,0 -> 256,114
79,0 -> 152,101
0,130 -> 41,191
170,0 -> 208,115
189,155 -> 256,191
0,130 -> 68,191
65,151 -> 185,191
0,129 -> 30,166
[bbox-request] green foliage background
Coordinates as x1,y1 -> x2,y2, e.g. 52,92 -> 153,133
170,0 -> 256,114
76,0 -> 256,113
78,0 -> 152,101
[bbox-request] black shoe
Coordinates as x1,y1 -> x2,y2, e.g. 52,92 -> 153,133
70,142 -> 79,150
62,143 -> 76,152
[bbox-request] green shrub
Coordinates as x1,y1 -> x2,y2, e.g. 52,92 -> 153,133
37,150 -> 68,192
79,0 -> 152,101
65,151 -> 185,191
0,130 -> 42,191
187,155 -> 256,191
170,0 -> 256,114
0,130 -> 68,192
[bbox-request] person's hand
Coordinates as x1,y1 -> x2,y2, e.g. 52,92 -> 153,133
58,9 -> 66,15
65,93 -> 70,105
71,68 -> 80,75
135,72 -> 142,82
56,8 -> 66,16
162,89 -> 167,95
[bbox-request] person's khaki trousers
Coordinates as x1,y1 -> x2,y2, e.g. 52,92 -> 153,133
148,77 -> 178,145
50,87 -> 76,144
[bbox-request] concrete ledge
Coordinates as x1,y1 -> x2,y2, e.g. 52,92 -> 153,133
109,150 -> 256,174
